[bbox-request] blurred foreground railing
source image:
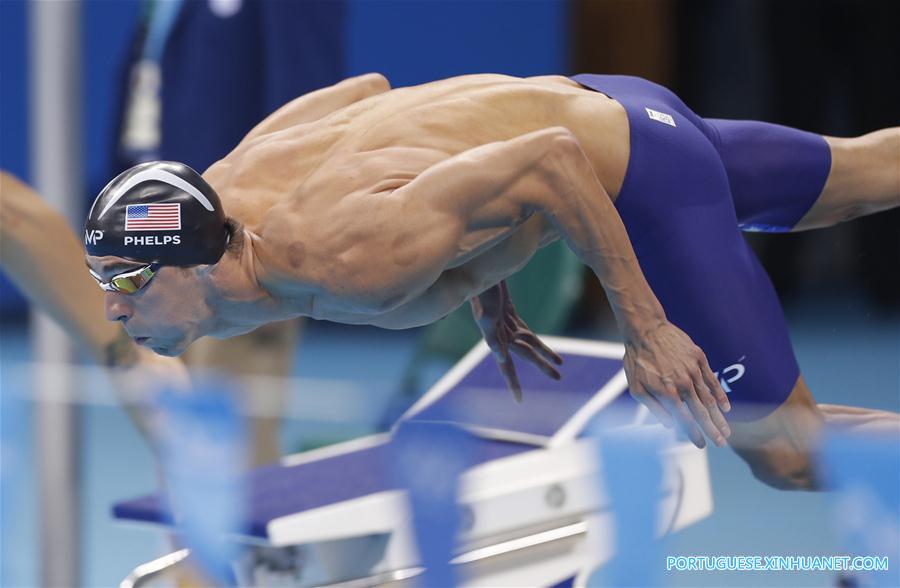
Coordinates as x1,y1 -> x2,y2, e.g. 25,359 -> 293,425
28,0 -> 84,584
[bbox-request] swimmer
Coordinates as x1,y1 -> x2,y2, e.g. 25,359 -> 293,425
83,73 -> 900,489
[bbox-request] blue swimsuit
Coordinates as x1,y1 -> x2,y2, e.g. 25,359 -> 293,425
571,74 -> 831,421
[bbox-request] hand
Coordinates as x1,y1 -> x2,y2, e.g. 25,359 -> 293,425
623,321 -> 731,448
470,281 -> 563,401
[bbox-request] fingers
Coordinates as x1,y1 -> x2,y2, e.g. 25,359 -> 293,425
691,370 -> 731,442
496,353 -> 522,403
513,327 -> 563,365
621,323 -> 734,449
627,369 -> 717,449
628,380 -> 674,428
700,358 -> 731,413
509,339 -> 561,380
659,382 -> 706,448
484,327 -> 523,402
500,355 -> 522,403
679,377 -> 727,447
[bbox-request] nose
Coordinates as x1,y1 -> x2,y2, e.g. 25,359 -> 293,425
104,292 -> 133,323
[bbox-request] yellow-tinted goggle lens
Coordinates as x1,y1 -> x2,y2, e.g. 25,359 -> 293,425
110,276 -> 139,293
91,264 -> 158,294
110,266 -> 155,294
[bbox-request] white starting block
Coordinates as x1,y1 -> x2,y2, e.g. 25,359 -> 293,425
114,337 -> 712,587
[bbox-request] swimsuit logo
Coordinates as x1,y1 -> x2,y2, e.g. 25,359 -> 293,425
646,107 -> 676,127
713,356 -> 746,394
84,229 -> 104,245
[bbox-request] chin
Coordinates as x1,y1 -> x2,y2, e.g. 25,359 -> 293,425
150,345 -> 181,357
151,337 -> 191,357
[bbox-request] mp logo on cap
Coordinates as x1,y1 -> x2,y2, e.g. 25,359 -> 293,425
85,229 -> 104,245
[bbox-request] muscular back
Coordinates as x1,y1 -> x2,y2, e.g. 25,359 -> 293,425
205,74 -> 630,324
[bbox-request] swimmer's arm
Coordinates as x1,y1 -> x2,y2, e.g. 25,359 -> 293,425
390,127 -> 732,447
396,128 -> 667,340
0,172 -> 127,362
239,73 -> 390,142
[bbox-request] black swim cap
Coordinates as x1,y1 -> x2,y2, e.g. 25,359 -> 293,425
84,161 -> 228,266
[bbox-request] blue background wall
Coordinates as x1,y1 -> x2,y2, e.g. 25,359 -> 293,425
1,0 -> 31,315
347,0 -> 568,83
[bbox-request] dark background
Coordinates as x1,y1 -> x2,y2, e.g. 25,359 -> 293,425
573,0 -> 899,318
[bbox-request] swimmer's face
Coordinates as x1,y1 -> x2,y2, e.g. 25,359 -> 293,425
86,255 -> 214,356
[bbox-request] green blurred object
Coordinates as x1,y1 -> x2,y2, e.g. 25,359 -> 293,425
418,241 -> 584,360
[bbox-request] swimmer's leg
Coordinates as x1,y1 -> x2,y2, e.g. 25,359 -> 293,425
729,375 -> 900,491
816,403 -> 900,434
703,119 -> 899,231
728,376 -> 822,490
796,128 -> 900,230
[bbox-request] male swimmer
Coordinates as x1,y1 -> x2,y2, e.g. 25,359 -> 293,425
83,73 -> 900,489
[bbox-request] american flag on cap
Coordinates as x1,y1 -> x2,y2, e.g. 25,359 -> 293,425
125,203 -> 181,231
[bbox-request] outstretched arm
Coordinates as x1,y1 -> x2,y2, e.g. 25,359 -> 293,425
1,172 -> 129,362
393,127 -> 732,447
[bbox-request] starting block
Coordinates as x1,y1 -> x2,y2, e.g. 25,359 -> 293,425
114,337 -> 713,587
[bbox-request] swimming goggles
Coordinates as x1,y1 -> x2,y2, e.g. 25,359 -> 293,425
89,263 -> 160,294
